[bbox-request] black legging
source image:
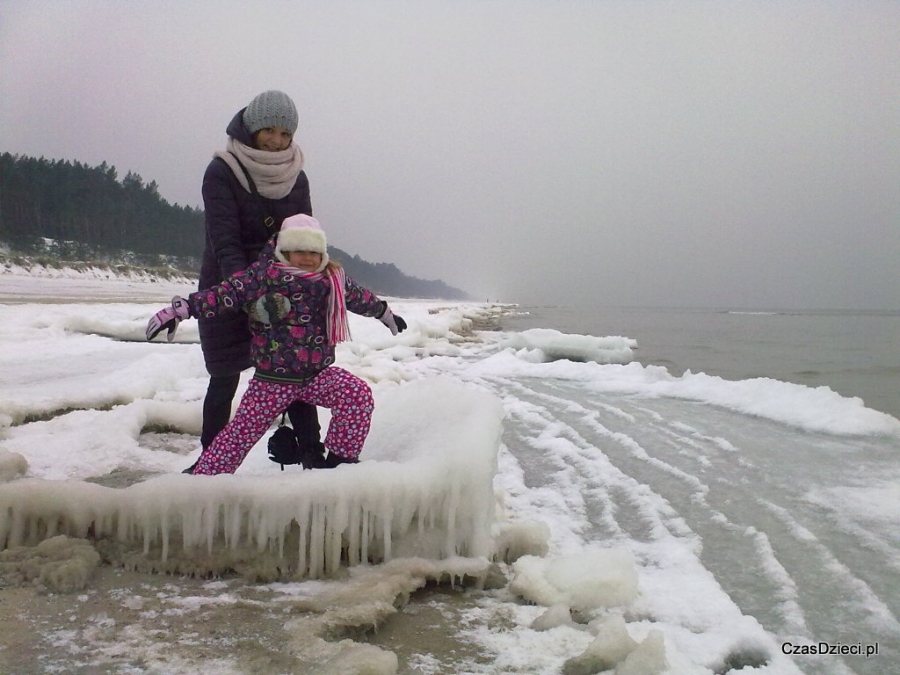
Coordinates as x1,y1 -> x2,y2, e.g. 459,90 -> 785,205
200,373 -> 321,449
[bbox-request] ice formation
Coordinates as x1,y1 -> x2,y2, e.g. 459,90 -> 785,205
0,379 -> 503,579
0,534 -> 100,593
498,328 -> 637,364
562,615 -> 638,675
509,549 -> 639,612
0,449 -> 28,482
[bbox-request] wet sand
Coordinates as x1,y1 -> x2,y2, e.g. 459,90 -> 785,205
0,563 -> 500,674
0,273 -> 192,305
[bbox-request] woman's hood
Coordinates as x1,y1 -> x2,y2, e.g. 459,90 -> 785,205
225,108 -> 257,147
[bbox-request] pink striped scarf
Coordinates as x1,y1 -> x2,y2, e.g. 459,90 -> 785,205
276,263 -> 350,345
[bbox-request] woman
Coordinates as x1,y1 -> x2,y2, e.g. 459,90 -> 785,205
192,90 -> 318,472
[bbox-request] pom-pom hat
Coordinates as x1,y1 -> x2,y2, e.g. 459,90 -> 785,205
243,90 -> 299,135
276,214 -> 329,271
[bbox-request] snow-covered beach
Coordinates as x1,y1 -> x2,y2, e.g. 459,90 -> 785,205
1,271 -> 897,675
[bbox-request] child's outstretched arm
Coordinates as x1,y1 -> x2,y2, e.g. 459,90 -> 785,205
344,275 -> 408,336
146,296 -> 192,342
148,260 -> 272,342
376,302 -> 407,335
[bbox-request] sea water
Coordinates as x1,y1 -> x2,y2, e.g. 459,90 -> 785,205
500,306 -> 900,421
494,304 -> 899,674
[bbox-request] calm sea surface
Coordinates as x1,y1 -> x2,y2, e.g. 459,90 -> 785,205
500,306 -> 900,421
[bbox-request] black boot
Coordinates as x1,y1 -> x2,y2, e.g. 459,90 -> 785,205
182,460 -> 198,475
299,447 -> 359,470
296,440 -> 328,470
324,453 -> 359,468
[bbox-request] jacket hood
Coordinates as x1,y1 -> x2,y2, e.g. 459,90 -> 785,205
225,108 -> 257,147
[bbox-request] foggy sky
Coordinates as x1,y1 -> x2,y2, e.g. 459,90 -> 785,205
2,1 -> 898,309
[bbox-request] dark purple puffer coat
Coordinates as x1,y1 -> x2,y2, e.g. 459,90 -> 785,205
198,108 -> 312,376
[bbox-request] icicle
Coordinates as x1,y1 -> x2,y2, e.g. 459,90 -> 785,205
141,513 -> 153,555
360,509 -> 371,564
347,502 -> 362,566
382,504 -> 393,561
294,499 -> 310,577
327,501 -> 347,575
160,508 -> 170,562
202,503 -> 218,554
309,503 -> 325,578
0,506 -> 12,549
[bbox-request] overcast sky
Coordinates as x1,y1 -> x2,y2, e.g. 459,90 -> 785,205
2,1 -> 898,309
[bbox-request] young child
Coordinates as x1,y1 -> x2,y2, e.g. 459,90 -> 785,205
146,214 -> 406,475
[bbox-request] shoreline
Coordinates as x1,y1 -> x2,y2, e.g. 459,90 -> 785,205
0,270 -> 197,304
0,562 -> 497,675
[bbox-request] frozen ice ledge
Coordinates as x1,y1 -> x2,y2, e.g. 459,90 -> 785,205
0,379 -> 505,580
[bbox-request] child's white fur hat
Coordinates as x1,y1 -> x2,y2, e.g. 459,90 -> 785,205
276,214 -> 329,271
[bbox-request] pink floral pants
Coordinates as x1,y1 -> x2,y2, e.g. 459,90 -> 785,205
192,367 -> 374,475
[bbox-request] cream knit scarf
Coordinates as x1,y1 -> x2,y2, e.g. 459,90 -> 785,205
215,138 -> 305,199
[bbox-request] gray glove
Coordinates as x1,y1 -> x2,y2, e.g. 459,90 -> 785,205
249,293 -> 291,325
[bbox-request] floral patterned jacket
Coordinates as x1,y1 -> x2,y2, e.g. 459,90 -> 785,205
187,258 -> 385,385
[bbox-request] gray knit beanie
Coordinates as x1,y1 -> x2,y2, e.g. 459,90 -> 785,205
242,90 -> 299,135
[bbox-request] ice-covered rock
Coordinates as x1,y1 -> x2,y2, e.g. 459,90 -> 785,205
0,534 -> 100,592
617,630 -> 668,675
563,615 -> 638,675
492,519 -> 551,563
510,549 -> 639,613
531,603 -> 575,631
0,449 -> 28,482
